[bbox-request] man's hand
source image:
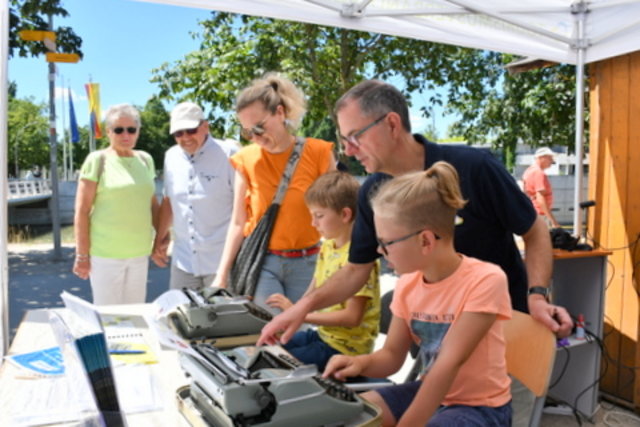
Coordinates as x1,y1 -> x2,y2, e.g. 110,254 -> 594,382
257,302 -> 308,346
266,293 -> 293,311
528,296 -> 573,338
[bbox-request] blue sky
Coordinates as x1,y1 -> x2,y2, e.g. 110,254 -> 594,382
9,0 -> 454,138
9,0 -> 210,129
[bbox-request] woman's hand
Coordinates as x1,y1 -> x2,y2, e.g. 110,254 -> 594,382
73,256 -> 91,280
151,235 -> 170,267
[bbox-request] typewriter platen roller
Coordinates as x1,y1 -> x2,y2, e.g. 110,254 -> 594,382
179,344 -> 368,426
171,287 -> 272,340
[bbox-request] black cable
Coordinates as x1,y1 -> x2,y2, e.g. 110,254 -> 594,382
572,329 -> 607,417
549,345 -> 571,389
588,231 -> 640,252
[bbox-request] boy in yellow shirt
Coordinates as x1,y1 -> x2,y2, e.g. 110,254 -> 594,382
266,171 -> 380,370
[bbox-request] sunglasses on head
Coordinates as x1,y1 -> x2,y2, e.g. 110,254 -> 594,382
240,117 -> 268,141
113,127 -> 138,135
172,127 -> 200,138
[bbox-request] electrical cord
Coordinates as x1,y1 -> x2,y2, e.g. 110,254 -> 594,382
572,328 -> 608,418
603,410 -> 640,426
549,345 -> 570,389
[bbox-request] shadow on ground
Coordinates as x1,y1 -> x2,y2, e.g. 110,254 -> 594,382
7,244 -> 170,342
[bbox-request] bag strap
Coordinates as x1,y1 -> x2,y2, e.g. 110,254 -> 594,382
96,149 -> 107,184
271,136 -> 305,206
96,149 -> 150,184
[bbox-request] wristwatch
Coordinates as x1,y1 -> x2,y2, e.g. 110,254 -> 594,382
528,286 -> 551,301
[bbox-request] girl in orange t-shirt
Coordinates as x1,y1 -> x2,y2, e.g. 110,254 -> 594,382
324,161 -> 512,426
214,73 -> 335,311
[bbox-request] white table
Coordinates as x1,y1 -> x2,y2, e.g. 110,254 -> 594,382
0,304 -> 190,426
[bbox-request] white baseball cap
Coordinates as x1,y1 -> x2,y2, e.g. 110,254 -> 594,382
170,102 -> 205,134
534,147 -> 557,158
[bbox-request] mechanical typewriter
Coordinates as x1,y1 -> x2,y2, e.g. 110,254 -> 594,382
170,287 -> 273,340
179,344 -> 372,427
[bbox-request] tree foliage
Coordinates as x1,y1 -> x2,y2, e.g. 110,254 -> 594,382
136,96 -> 174,171
151,12 -> 580,173
150,13 -> 493,158
447,55 -> 580,169
7,91 -> 49,177
8,0 -> 82,58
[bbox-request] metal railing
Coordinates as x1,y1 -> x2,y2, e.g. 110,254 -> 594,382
8,179 -> 52,203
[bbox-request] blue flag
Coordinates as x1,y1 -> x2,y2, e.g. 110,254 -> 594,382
69,88 -> 80,143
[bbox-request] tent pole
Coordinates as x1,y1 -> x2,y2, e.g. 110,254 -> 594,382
572,1 -> 587,237
0,0 -> 10,356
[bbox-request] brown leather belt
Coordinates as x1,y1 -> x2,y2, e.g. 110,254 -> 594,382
269,244 -> 321,258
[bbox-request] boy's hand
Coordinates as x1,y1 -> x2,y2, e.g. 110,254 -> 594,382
266,293 -> 293,311
323,354 -> 364,381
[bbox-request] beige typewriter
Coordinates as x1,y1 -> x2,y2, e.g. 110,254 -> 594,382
178,344 -> 379,426
170,288 -> 272,341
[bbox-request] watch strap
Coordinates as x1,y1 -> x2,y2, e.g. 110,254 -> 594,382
528,286 -> 551,300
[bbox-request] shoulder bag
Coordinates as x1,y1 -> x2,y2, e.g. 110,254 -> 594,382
228,137 -> 305,296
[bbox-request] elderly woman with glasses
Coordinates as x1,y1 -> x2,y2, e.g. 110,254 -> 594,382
214,73 -> 336,313
73,103 -> 158,305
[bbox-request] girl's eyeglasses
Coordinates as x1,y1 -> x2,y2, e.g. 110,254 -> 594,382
113,127 -> 137,135
377,229 -> 440,256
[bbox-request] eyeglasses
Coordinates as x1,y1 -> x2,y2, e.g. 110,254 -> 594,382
113,127 -> 138,135
240,117 -> 269,140
172,125 -> 201,138
377,228 -> 441,256
339,113 -> 388,149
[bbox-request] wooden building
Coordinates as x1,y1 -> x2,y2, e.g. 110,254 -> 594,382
589,50 -> 640,409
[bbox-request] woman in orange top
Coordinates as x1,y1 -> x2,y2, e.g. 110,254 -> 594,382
214,73 -> 336,312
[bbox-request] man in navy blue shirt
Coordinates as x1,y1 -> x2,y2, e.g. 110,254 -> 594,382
259,80 -> 572,345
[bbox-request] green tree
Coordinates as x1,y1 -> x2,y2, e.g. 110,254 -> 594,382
447,56 -> 579,170
151,13 -> 496,171
152,13 -> 578,172
8,93 -> 49,177
136,96 -> 174,171
9,0 -> 83,58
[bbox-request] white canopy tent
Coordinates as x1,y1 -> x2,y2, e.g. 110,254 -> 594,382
2,0 -> 640,355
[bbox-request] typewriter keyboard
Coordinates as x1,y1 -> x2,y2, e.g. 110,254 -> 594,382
315,376 -> 358,402
245,303 -> 273,322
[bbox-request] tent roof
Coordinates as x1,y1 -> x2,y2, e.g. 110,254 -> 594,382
140,0 -> 640,65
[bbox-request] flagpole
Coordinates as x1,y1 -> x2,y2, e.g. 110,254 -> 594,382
68,86 -> 79,179
69,87 -> 74,179
47,13 -> 62,259
60,73 -> 67,180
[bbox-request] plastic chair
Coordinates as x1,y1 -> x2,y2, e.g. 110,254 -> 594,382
504,310 -> 557,427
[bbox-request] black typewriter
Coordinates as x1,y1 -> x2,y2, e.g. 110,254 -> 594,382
179,344 -> 368,426
170,287 -> 272,340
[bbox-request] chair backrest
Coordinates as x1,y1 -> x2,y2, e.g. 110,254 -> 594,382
503,310 -> 556,397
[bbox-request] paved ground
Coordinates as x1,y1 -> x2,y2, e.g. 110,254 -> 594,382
7,242 -> 171,340
6,243 -> 640,426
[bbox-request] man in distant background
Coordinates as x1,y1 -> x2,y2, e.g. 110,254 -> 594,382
25,165 -> 42,179
151,102 -> 238,289
522,147 -> 561,229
